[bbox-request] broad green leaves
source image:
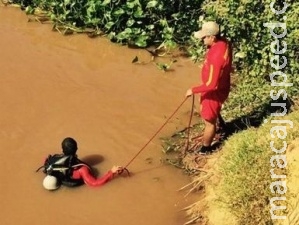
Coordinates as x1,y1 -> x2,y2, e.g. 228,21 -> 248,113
11,0 -> 203,48
146,0 -> 158,8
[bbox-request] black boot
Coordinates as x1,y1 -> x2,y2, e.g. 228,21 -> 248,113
197,145 -> 213,155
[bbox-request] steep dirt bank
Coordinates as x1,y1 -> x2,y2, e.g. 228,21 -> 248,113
194,121 -> 299,225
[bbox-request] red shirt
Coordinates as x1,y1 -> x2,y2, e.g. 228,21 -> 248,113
192,38 -> 232,103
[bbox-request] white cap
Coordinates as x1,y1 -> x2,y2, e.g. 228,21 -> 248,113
194,21 -> 220,39
43,175 -> 59,191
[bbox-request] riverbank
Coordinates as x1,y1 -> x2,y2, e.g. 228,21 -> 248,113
163,103 -> 299,224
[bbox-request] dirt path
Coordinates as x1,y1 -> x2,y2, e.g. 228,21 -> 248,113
0,4 -> 202,225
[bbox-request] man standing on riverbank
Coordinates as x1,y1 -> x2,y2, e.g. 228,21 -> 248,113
185,21 -> 233,154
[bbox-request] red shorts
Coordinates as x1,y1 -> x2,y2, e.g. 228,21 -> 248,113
200,93 -> 223,121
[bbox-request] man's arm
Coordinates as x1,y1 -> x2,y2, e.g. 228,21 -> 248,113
72,165 -> 122,187
74,166 -> 114,187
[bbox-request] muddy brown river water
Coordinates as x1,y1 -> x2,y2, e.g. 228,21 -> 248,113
0,4 -> 202,225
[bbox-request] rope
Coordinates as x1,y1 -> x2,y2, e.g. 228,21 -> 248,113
182,94 -> 195,156
124,97 -> 189,169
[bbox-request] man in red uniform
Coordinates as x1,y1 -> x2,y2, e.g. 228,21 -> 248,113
186,21 -> 233,154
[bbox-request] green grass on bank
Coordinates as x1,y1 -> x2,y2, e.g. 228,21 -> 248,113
217,111 -> 299,225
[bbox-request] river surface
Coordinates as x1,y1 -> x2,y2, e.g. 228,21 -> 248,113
0,4 -> 202,225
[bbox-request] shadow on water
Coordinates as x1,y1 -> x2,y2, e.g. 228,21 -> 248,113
80,154 -> 104,166
80,154 -> 104,176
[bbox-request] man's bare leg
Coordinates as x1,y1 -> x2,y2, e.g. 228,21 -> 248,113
198,118 -> 217,154
202,118 -> 217,146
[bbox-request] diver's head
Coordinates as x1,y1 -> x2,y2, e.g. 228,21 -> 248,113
61,137 -> 78,156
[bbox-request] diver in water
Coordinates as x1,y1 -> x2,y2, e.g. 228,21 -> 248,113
39,137 -> 123,190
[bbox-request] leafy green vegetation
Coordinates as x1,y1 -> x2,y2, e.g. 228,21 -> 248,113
8,0 -> 204,48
